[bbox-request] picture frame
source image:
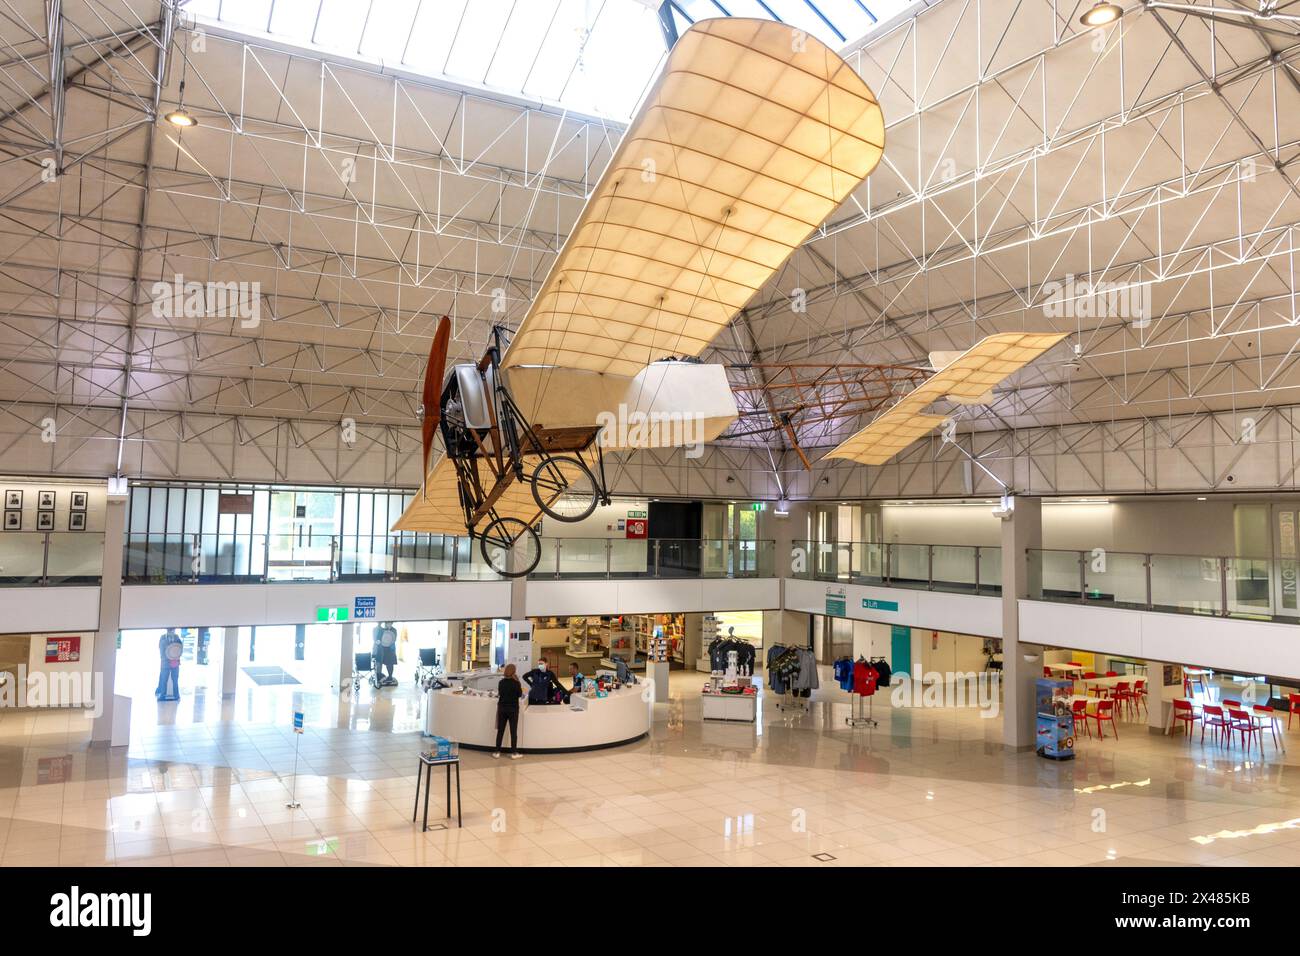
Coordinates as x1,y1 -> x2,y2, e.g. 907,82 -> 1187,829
3,510 -> 19,531
68,511 -> 86,532
37,490 -> 55,511
36,511 -> 54,532
70,491 -> 88,512
4,490 -> 20,510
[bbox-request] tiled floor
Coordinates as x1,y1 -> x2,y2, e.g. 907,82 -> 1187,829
1,670 -> 1297,867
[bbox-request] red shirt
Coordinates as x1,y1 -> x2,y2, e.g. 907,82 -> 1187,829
853,661 -> 878,696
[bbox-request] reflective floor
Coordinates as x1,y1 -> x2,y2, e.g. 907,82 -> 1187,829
0,670 -> 1297,866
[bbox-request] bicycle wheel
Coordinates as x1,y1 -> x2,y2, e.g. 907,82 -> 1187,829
479,516 -> 542,577
530,454 -> 598,522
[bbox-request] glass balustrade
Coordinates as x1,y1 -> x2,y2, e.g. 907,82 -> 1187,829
1028,548 -> 1297,621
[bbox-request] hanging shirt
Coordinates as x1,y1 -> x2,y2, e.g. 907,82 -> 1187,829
853,661 -> 879,697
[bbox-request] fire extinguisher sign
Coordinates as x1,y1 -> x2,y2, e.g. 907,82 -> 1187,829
625,519 -> 647,539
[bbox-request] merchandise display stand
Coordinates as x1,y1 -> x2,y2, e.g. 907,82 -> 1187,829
701,674 -> 763,723
846,692 -> 878,728
776,689 -> 809,713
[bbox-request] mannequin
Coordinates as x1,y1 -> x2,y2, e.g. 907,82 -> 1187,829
155,629 -> 183,701
373,621 -> 398,686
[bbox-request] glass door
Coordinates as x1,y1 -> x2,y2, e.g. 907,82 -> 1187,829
268,490 -> 340,581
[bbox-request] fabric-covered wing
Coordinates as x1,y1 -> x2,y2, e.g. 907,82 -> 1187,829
502,17 -> 885,378
825,332 -> 1069,465
391,454 -> 542,536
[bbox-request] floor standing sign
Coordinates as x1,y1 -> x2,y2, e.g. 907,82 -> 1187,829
287,711 -> 305,809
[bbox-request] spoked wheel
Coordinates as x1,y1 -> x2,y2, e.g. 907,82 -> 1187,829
479,516 -> 542,577
530,454 -> 599,522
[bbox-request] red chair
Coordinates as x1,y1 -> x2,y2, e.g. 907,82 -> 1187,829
1226,706 -> 1257,751
1288,693 -> 1300,730
1222,698 -> 1241,709
1132,679 -> 1148,717
1252,705 -> 1281,750
1105,670 -> 1118,677
1172,699 -> 1200,739
1201,704 -> 1228,746
1090,699 -> 1120,739
1071,698 -> 1091,739
1112,681 -> 1134,720
1043,666 -> 1052,678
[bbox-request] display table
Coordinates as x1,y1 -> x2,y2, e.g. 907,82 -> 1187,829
424,671 -> 651,753
701,676 -> 763,723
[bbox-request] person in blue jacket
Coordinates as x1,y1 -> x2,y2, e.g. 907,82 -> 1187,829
523,657 -> 565,705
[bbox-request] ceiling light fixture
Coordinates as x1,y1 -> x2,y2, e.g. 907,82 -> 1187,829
164,107 -> 197,127
1080,2 -> 1123,27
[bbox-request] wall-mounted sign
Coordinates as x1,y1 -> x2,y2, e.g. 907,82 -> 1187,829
354,596 -> 376,619
316,606 -> 349,623
627,510 -> 647,518
625,518 -> 647,539
862,598 -> 899,612
825,585 -> 846,617
44,636 -> 81,663
218,493 -> 253,515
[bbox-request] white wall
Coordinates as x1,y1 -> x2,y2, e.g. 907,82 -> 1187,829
0,586 -> 100,632
783,577 -> 1003,638
880,498 -> 1245,556
524,577 -> 780,617
0,477 -> 107,578
543,500 -> 650,573
120,580 -> 512,629
1019,599 -> 1300,680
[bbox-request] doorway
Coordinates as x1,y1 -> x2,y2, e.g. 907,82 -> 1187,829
268,489 -> 339,581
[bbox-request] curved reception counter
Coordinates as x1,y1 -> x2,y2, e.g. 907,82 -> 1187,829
424,671 -> 653,753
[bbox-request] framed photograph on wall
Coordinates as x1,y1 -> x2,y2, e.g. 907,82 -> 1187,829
37,490 -> 55,510
70,491 -> 88,511
3,510 -> 19,531
68,511 -> 86,532
4,490 -> 20,510
36,511 -> 54,532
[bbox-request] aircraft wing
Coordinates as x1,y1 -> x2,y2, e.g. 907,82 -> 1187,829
502,17 -> 885,378
825,332 -> 1069,465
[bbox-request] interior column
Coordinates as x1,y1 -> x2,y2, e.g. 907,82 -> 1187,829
1000,494 -> 1042,750
335,622 -> 354,692
220,626 -> 239,697
89,486 -> 127,746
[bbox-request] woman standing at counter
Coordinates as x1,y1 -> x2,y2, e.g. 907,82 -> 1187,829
493,663 -> 523,759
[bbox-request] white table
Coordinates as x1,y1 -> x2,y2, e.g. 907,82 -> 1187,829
1048,663 -> 1084,675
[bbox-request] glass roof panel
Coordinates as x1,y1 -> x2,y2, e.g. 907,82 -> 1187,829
266,0 -> 317,41
191,0 -> 914,120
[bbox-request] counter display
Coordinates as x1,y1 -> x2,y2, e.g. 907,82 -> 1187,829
424,670 -> 653,753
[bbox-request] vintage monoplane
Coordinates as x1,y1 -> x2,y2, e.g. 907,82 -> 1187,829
393,17 -> 887,576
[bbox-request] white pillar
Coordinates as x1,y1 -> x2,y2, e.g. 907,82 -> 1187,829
1001,495 -> 1042,750
220,626 -> 239,698
90,489 -> 128,745
335,623 -> 355,692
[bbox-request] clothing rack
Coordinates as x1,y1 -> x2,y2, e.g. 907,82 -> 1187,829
846,691 -> 877,727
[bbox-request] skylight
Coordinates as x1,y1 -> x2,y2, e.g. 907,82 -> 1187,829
184,0 -> 910,122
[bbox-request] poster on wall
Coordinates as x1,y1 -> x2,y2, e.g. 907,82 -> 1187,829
44,636 -> 81,663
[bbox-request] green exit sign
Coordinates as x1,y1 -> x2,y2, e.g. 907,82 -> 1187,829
748,502 -> 764,511
316,606 -> 349,623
